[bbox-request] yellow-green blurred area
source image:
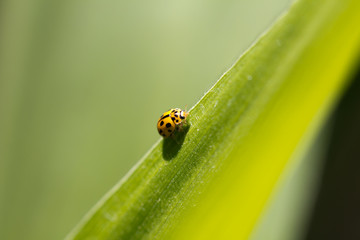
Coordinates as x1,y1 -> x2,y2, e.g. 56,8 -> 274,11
0,0 -> 293,239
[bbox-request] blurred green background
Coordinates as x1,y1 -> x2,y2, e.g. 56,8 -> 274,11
0,0 -> 293,239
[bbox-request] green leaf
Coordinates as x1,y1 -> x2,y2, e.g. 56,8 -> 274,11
67,0 -> 360,239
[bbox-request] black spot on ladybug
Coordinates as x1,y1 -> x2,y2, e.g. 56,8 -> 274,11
180,115 -> 185,119
166,123 -> 171,128
176,120 -> 179,123
168,129 -> 172,132
159,129 -> 163,134
160,121 -> 164,126
160,114 -> 170,120
171,117 -> 175,121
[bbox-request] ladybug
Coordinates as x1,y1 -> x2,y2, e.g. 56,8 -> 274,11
157,108 -> 189,138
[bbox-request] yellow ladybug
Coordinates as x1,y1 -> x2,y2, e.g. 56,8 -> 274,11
157,108 -> 189,138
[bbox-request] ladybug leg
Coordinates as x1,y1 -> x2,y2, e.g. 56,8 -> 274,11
177,123 -> 183,132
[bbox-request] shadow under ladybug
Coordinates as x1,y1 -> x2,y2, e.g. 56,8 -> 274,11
162,124 -> 190,161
